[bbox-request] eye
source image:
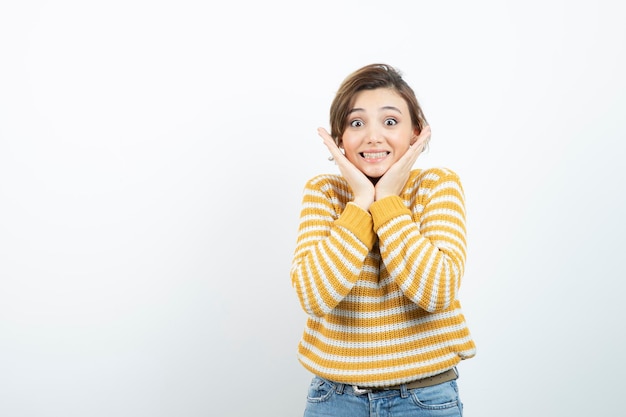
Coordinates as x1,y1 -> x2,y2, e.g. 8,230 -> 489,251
384,118 -> 398,126
349,119 -> 364,128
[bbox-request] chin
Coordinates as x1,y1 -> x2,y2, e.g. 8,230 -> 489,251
363,167 -> 389,180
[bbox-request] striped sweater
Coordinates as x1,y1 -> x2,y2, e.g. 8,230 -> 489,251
290,167 -> 476,387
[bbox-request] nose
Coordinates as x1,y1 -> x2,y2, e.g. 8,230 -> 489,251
367,127 -> 383,144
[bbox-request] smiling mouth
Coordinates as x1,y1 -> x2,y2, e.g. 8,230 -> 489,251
360,151 -> 390,159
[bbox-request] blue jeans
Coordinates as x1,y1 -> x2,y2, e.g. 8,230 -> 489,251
303,375 -> 463,417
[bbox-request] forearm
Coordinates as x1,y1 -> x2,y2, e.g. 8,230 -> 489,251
291,200 -> 376,317
371,181 -> 467,312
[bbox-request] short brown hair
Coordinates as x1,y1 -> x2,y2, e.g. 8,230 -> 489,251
329,63 -> 427,145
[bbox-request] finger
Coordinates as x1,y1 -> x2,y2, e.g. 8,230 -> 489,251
317,127 -> 336,146
400,135 -> 428,168
317,127 -> 344,160
409,136 -> 430,159
418,125 -> 432,140
408,135 -> 428,157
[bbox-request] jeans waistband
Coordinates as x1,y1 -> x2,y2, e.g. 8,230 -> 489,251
346,368 -> 458,396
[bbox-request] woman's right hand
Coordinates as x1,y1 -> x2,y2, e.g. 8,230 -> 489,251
318,127 -> 375,211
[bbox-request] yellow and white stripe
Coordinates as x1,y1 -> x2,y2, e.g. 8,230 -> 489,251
291,167 -> 476,387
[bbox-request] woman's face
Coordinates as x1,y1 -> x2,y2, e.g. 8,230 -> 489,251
340,88 -> 418,180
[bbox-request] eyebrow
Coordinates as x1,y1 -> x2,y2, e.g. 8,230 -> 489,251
348,106 -> 403,114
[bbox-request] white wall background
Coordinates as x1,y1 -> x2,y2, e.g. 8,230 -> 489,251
1,1 -> 624,416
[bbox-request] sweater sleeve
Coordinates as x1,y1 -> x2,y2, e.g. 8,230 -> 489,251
370,169 -> 467,312
290,177 -> 376,318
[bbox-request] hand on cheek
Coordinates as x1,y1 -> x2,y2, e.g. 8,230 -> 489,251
318,127 -> 375,210
375,126 -> 431,200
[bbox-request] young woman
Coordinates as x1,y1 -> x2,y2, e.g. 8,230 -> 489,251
290,63 -> 476,416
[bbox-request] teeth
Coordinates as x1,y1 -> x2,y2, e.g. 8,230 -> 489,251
362,152 -> 388,159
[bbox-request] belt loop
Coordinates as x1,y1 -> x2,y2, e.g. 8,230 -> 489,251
400,384 -> 409,398
335,382 -> 345,395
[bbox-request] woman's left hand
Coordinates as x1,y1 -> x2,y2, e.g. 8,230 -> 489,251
375,126 -> 431,200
